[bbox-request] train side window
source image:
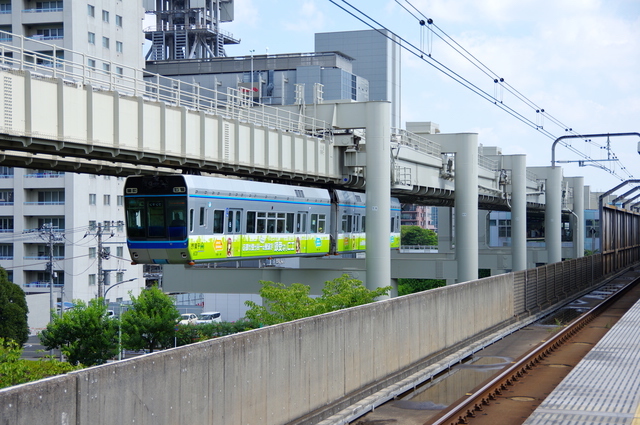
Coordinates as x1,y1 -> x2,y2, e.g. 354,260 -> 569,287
286,213 -> 294,233
317,214 -> 326,233
267,212 -> 276,233
276,212 -> 286,233
189,209 -> 194,232
310,214 -> 317,232
390,217 -> 395,232
341,215 -> 348,232
296,213 -> 307,233
234,210 -> 242,233
246,211 -> 256,233
199,206 -> 206,227
213,210 -> 224,233
362,216 -> 366,232
354,215 -> 360,232
257,212 -> 266,233
227,211 -> 234,233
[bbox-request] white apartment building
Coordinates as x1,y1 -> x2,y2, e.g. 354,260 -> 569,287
0,0 -> 144,75
0,1 -> 147,326
0,167 -> 143,306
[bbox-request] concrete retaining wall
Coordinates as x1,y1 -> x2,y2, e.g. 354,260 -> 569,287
1,274 -> 514,425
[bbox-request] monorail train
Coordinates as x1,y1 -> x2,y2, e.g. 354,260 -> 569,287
124,175 -> 401,265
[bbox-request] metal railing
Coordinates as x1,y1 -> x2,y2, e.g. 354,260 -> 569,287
0,30 -> 333,140
391,128 -> 441,158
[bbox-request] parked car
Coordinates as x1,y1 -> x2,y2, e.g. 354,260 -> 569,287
197,311 -> 222,324
178,313 -> 198,325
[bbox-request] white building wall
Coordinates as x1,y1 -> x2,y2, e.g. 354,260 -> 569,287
0,0 -> 144,77
0,169 -> 143,311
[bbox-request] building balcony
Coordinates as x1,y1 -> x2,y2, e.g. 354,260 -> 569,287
22,203 -> 65,216
21,9 -> 64,25
22,281 -> 64,294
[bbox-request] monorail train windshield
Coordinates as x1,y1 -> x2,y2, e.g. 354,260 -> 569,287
124,175 -> 189,241
126,197 -> 188,241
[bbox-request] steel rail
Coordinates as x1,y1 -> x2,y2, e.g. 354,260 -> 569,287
429,273 -> 640,425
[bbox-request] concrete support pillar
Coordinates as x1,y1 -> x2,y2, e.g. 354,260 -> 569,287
453,134 -> 479,282
546,167 -> 563,264
364,102 -> 391,293
568,177 -> 585,258
511,155 -> 527,271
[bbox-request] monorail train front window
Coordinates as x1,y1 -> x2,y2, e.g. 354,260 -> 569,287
125,198 -> 145,239
125,197 -> 187,240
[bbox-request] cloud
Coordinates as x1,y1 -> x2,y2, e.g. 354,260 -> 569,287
282,1 -> 327,32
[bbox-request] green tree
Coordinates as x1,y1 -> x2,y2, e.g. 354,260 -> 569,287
39,298 -> 118,366
397,278 -> 446,296
401,225 -> 438,246
244,275 -> 391,326
244,282 -> 323,325
318,274 -> 391,311
0,268 -> 29,345
120,286 -> 180,353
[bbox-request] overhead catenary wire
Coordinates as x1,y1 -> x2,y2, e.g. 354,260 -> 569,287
329,0 -> 631,180
398,0 -> 633,178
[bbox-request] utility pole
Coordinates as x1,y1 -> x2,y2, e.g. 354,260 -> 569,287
97,223 -> 104,299
39,223 -> 61,357
39,223 -> 60,324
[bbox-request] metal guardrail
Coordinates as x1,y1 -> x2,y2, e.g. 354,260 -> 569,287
391,128 -> 441,158
0,30 -> 332,140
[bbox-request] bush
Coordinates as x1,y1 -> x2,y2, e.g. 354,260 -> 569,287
174,319 -> 260,347
0,338 -> 79,389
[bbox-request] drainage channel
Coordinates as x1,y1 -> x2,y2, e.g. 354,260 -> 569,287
348,275 -> 637,425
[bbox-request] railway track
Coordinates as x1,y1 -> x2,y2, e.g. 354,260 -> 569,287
427,272 -> 640,425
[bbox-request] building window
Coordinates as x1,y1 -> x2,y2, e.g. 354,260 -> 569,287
89,193 -> 96,205
116,271 -> 124,283
38,218 -> 64,230
0,244 -> 13,260
116,41 -> 123,53
0,166 -> 13,176
36,28 -> 63,40
88,32 -> 95,44
116,66 -> 123,76
0,217 -> 14,232
88,58 -> 96,69
36,1 -> 62,11
116,246 -> 123,257
115,14 -> 122,27
88,274 -> 96,286
117,195 -> 124,206
102,10 -> 109,23
102,36 -> 109,48
38,190 -> 64,204
0,190 -> 14,205
103,220 -> 111,231
0,3 -> 12,13
87,4 -> 94,17
88,220 -> 96,231
498,219 -> 512,238
116,220 -> 124,232
103,194 -> 110,205
89,247 -> 96,258
102,63 -> 110,73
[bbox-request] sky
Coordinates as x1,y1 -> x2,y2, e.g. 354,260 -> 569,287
217,0 -> 640,192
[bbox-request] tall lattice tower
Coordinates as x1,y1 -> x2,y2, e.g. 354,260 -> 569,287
143,0 -> 239,61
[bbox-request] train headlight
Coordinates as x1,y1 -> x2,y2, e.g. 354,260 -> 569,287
132,252 -> 139,259
181,252 -> 188,258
